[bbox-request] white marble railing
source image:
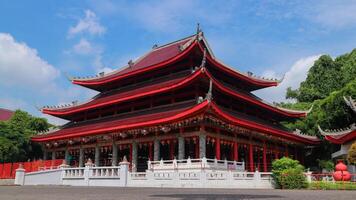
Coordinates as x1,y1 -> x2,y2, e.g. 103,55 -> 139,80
17,160 -> 272,188
90,166 -> 120,178
147,157 -> 245,171
63,167 -> 85,178
128,170 -> 273,188
62,166 -> 120,179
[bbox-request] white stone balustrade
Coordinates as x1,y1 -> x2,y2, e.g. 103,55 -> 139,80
148,157 -> 245,172
17,158 -> 272,188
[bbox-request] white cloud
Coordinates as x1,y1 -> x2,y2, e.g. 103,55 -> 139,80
73,38 -> 95,55
92,0 -> 238,33
310,1 -> 356,29
0,33 -> 60,91
254,55 -> 321,103
68,10 -> 106,37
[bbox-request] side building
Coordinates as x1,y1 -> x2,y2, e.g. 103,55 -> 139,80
32,30 -> 319,172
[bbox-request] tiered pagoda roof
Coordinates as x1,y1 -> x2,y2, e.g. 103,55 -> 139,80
319,96 -> 356,144
33,30 -> 319,145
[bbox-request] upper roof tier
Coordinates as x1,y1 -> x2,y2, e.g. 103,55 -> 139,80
70,32 -> 280,91
42,67 -> 309,120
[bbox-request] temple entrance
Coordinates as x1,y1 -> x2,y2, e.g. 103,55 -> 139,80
185,138 -> 198,158
84,147 -> 95,163
221,143 -> 233,160
137,144 -> 149,172
160,143 -> 170,160
68,149 -> 79,166
99,146 -> 112,166
206,142 -> 215,159
118,145 -> 130,163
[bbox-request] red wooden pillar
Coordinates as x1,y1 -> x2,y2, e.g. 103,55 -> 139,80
285,145 -> 289,157
194,137 -> 199,159
294,146 -> 298,161
263,142 -> 267,172
249,143 -> 254,172
169,140 -> 175,160
233,141 -> 238,161
148,143 -> 153,161
215,137 -> 221,160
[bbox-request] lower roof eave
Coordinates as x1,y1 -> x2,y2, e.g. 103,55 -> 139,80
32,100 -> 319,145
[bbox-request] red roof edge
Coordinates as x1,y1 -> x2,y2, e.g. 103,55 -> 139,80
0,108 -> 14,121
209,102 -> 320,145
72,39 -> 198,87
196,42 -> 279,89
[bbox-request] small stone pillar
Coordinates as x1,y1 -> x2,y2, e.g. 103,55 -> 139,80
178,136 -> 185,160
84,159 -> 94,186
154,139 -> 160,161
112,143 -> 118,166
131,142 -> 138,172
119,156 -> 130,187
79,147 -> 84,167
14,164 -> 25,185
95,145 -> 100,166
305,170 -> 312,183
199,134 -> 206,158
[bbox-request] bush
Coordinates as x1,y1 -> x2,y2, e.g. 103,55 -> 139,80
309,181 -> 356,190
280,168 -> 308,189
272,157 -> 307,189
347,142 -> 356,165
317,159 -> 334,172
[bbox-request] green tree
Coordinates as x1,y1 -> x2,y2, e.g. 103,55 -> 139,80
0,110 -> 52,162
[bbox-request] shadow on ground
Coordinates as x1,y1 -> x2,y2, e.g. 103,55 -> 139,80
151,193 -> 283,200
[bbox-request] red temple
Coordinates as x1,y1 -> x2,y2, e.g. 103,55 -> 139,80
319,96 -> 355,159
32,30 -> 319,172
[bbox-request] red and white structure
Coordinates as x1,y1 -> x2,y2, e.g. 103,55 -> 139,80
32,29 -> 319,176
319,96 -> 355,159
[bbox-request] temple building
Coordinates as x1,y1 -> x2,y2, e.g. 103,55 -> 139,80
319,96 -> 356,160
32,29 -> 319,172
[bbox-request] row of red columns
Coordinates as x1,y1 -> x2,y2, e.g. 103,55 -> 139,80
138,137 -> 292,172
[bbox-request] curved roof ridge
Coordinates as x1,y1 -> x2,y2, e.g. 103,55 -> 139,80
71,34 -> 197,82
292,129 -> 319,140
213,57 -> 280,83
32,100 -> 210,142
318,123 -> 356,136
204,70 -> 308,118
344,96 -> 356,112
209,102 -> 320,144
42,68 -> 206,115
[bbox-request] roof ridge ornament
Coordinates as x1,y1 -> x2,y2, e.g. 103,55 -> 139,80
344,96 -> 356,113
196,23 -> 201,35
200,48 -> 207,69
318,123 -> 356,136
128,60 -> 134,67
205,79 -> 213,102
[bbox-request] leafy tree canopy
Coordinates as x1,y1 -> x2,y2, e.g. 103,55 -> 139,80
287,49 -> 356,102
0,110 -> 53,162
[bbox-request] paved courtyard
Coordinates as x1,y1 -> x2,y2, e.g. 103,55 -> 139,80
0,186 -> 356,200
0,186 -> 355,200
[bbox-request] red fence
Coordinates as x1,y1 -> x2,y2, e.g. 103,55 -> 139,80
0,159 -> 63,179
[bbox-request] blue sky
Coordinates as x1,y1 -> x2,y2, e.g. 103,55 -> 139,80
1,0 -> 356,124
